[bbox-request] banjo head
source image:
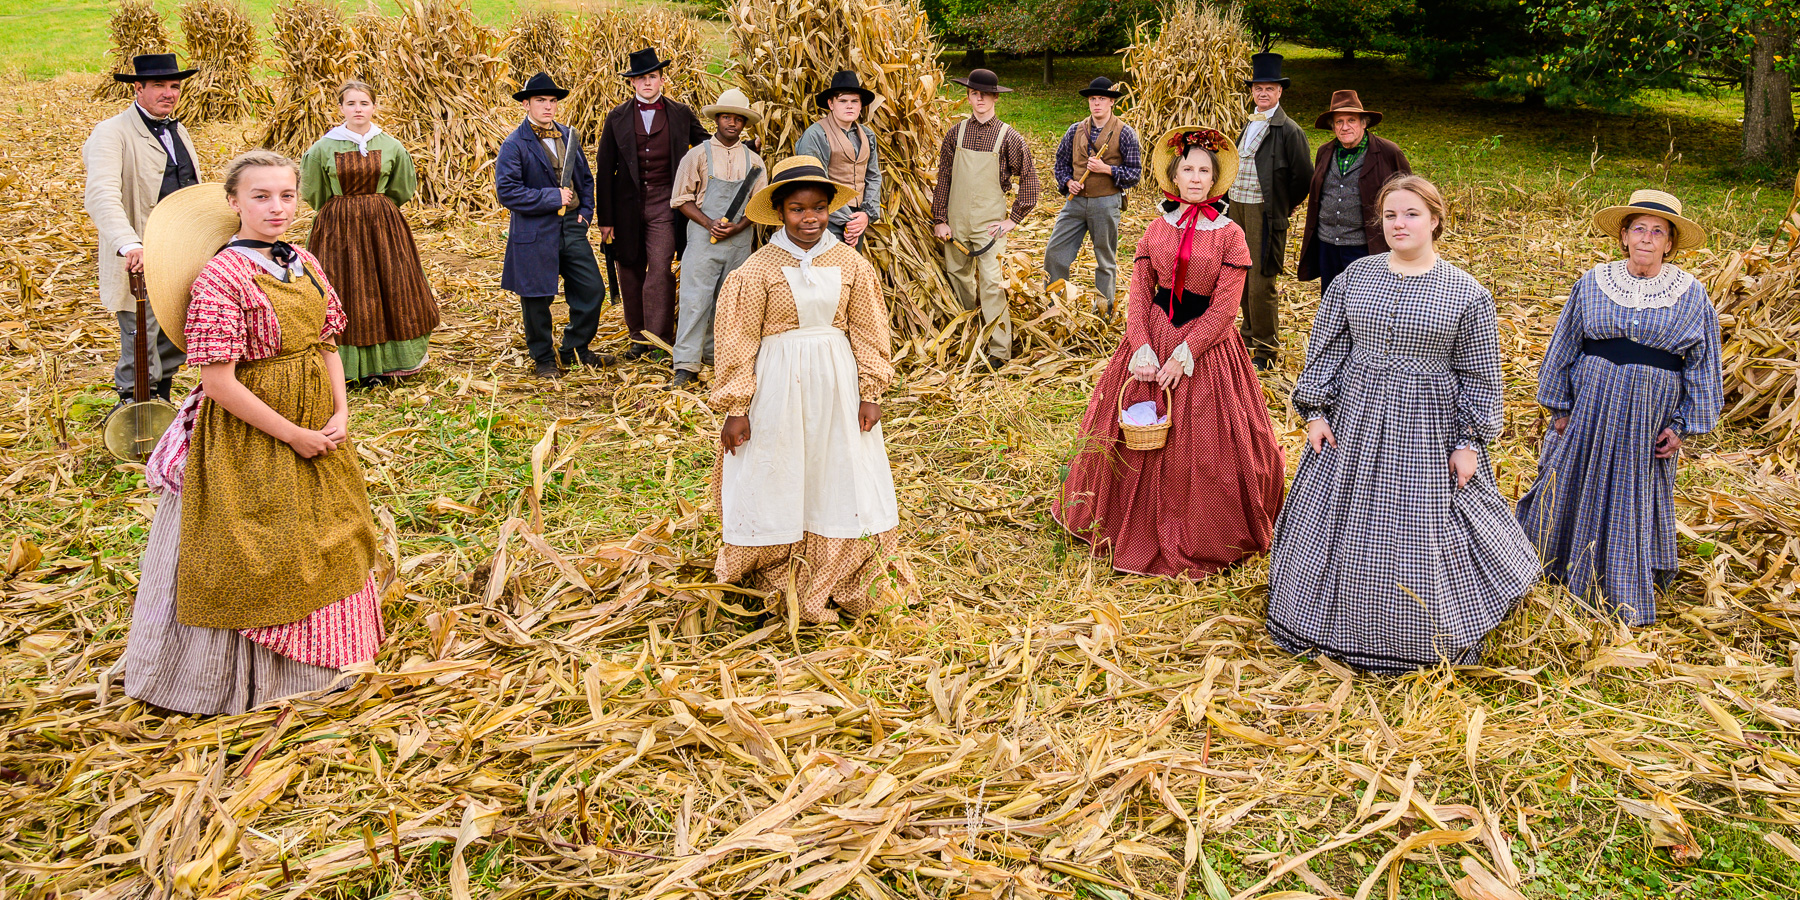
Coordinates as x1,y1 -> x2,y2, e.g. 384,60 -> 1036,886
102,399 -> 179,462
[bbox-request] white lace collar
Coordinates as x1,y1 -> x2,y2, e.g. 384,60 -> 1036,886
1160,206 -> 1232,231
324,123 -> 384,155
770,229 -> 841,286
1591,259 -> 1694,310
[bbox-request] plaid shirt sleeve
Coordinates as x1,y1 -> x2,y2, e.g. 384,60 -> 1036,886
1112,126 -> 1143,190
1003,129 -> 1039,223
930,128 -> 958,224
1052,124 -> 1076,194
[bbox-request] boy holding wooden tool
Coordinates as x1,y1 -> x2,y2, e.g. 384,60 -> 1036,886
669,88 -> 767,388
1043,76 -> 1141,316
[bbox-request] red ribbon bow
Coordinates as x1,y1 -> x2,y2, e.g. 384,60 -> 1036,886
1159,192 -> 1225,323
635,99 -> 665,112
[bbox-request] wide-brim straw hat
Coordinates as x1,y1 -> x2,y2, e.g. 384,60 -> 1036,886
1150,126 -> 1239,202
1592,189 -> 1707,252
701,87 -> 761,126
1313,89 -> 1382,130
143,183 -> 240,352
743,155 -> 856,227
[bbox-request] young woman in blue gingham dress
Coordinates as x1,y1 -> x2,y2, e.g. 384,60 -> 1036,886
1514,192 -> 1721,626
1266,176 -> 1540,674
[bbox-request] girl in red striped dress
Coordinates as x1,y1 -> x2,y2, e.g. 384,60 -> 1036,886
124,150 -> 384,715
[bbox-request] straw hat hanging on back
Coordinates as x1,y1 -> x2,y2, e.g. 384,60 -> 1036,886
1591,189 -> 1707,253
743,156 -> 856,227
142,182 -> 242,351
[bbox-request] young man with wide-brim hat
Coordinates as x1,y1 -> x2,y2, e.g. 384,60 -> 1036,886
1042,76 -> 1141,316
596,47 -> 713,361
668,87 -> 769,388
496,71 -> 613,379
932,69 -> 1040,370
83,53 -> 202,410
794,71 -> 885,249
1228,52 -> 1315,371
1295,89 -> 1411,296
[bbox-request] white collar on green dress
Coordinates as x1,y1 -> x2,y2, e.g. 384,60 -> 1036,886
324,123 -> 385,155
1591,259 -> 1694,310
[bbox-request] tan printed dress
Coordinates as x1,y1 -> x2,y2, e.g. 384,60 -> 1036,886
711,235 -> 899,623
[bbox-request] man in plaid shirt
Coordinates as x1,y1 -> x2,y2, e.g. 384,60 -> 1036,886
1043,77 -> 1141,315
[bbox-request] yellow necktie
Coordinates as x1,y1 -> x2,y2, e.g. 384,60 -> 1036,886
1249,113 -> 1268,122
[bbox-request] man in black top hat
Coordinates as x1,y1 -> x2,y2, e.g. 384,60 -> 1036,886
1228,52 -> 1315,370
83,53 -> 201,406
496,72 -> 612,379
595,47 -> 711,361
1043,76 -> 1141,315
794,72 -> 884,248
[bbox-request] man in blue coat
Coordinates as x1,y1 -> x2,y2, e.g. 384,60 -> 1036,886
497,72 -> 612,379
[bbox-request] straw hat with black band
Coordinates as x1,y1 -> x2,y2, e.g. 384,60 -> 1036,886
1149,126 -> 1239,203
744,156 -> 856,227
141,183 -> 249,351
1592,189 -> 1707,253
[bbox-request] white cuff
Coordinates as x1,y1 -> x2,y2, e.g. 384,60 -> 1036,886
1128,344 -> 1159,371
1169,342 -> 1195,376
118,242 -> 142,256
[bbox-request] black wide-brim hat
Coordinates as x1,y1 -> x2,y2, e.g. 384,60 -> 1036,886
513,71 -> 568,101
1078,76 -> 1122,98
113,53 -> 198,83
621,47 -> 672,78
815,70 -> 875,109
1245,52 -> 1290,88
951,68 -> 1012,94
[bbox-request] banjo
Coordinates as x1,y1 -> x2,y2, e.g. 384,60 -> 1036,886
103,270 -> 178,461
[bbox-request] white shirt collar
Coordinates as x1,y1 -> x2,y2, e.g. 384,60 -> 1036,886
324,122 -> 384,155
770,229 -> 841,285
1251,104 -> 1280,120
134,102 -> 170,123
226,245 -> 305,281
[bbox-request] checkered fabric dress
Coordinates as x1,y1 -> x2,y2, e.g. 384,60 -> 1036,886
1514,262 -> 1721,625
1266,255 -> 1541,673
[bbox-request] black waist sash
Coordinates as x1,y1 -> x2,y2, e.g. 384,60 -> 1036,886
1583,337 -> 1683,372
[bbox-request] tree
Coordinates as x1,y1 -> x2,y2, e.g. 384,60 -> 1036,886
1495,0 -> 1797,168
1244,0 -> 1417,61
954,0 -> 1152,84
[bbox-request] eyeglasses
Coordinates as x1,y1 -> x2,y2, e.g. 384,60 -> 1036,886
1627,224 -> 1670,240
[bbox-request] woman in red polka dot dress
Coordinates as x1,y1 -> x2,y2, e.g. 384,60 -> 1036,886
1053,127 -> 1285,578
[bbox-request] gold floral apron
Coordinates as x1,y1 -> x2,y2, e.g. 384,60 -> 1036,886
177,264 -> 378,629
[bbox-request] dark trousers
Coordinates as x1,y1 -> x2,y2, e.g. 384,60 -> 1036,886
519,216 -> 606,365
618,184 -> 679,347
115,308 -> 185,398
1235,200 -> 1279,360
1317,242 -> 1368,298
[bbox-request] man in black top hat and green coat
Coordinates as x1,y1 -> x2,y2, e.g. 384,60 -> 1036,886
1228,52 -> 1313,370
596,47 -> 712,361
83,53 -> 202,406
1043,76 -> 1141,315
794,71 -> 883,248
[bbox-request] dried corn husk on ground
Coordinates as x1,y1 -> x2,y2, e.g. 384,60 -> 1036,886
728,0 -> 959,351
505,8 -> 573,92
362,0 -> 509,210
172,0 -> 266,124
1121,0 -> 1252,149
94,0 -> 172,101
562,5 -> 716,142
1702,182 -> 1800,452
258,0 -> 357,156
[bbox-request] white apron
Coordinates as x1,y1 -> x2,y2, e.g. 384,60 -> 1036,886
720,262 -> 899,546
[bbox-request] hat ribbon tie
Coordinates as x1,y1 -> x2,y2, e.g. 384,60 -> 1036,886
1160,193 -> 1225,323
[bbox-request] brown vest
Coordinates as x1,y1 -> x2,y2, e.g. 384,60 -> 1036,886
819,118 -> 871,196
1072,116 -> 1126,197
635,105 -> 674,186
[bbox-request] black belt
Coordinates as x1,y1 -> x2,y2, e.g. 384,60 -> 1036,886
1583,337 -> 1683,372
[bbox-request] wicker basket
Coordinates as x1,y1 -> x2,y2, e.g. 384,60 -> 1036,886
1117,379 -> 1172,450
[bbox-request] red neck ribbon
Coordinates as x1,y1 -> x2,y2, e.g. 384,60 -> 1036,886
1160,192 -> 1225,322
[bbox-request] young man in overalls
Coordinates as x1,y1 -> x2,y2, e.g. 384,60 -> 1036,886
931,69 -> 1039,371
669,88 -> 767,389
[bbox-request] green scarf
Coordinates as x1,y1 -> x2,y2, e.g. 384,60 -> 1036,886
1334,134 -> 1369,177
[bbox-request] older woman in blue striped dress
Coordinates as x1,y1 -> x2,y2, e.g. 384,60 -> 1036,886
1515,190 -> 1722,626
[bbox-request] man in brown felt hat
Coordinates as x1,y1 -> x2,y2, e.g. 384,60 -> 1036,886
83,53 -> 202,409
932,68 -> 1040,371
1296,89 -> 1410,296
1229,53 -> 1313,371
596,47 -> 712,360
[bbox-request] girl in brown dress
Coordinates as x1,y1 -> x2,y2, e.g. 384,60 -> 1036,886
126,151 -> 383,715
301,81 -> 439,384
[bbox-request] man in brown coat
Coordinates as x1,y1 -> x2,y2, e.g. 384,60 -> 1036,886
82,53 -> 201,405
595,48 -> 711,359
1295,90 -> 1411,296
